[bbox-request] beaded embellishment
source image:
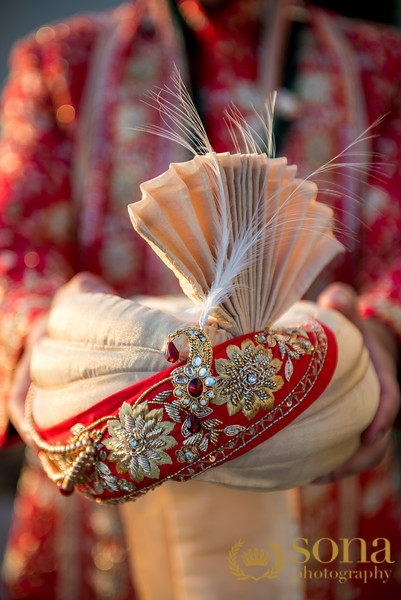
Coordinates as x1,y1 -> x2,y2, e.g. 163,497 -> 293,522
26,320 -> 332,504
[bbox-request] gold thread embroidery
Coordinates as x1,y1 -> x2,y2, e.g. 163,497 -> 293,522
256,327 -> 314,382
214,340 -> 284,419
26,320 -> 329,504
106,322 -> 327,504
92,460 -> 137,495
104,401 -> 177,482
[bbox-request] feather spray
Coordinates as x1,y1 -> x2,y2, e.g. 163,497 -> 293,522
130,69 -> 382,337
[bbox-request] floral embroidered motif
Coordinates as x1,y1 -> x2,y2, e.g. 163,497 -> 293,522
166,401 -> 223,462
214,340 -> 284,419
28,321 -> 330,504
256,328 -> 314,382
90,461 -> 137,496
104,401 -> 177,482
174,413 -> 223,463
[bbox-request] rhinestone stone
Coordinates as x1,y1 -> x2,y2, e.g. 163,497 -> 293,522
188,378 -> 203,398
192,356 -> 202,367
188,413 -> 201,433
165,341 -> 179,363
59,485 -> 74,496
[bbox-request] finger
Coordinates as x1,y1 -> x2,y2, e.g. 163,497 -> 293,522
317,282 -> 360,326
71,272 -> 114,294
312,431 -> 391,484
360,320 -> 400,443
319,286 -> 401,446
54,272 -> 114,303
8,354 -> 35,447
362,373 -> 401,445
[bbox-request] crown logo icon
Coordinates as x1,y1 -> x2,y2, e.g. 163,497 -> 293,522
241,548 -> 271,567
228,540 -> 284,581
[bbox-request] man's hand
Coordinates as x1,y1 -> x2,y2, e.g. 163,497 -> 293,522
313,282 -> 400,483
8,272 -> 114,446
8,313 -> 49,446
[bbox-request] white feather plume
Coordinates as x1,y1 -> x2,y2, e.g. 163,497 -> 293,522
129,70 -> 380,336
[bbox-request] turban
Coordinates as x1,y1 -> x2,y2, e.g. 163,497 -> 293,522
26,151 -> 379,503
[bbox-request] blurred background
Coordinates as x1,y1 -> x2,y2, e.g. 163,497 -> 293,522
0,1 -> 120,87
1,0 -> 401,86
0,0 -> 401,578
0,0 -> 123,570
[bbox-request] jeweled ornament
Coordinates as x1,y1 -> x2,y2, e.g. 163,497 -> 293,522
58,484 -> 74,496
165,340 -> 179,363
188,412 -> 201,433
188,378 -> 203,398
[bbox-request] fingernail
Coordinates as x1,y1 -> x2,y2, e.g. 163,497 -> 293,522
364,429 -> 385,446
82,282 -> 107,293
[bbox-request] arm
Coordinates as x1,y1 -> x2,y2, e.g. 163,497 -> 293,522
314,283 -> 400,482
0,34 -> 80,443
315,32 -> 401,478
10,272 -> 114,446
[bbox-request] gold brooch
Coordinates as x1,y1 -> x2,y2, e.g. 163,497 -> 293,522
165,327 -> 217,412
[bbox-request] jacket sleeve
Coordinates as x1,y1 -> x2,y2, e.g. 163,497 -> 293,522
0,32 -> 82,443
356,42 -> 401,340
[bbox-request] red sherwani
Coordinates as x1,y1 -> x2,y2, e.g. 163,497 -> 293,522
1,1 -> 401,598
